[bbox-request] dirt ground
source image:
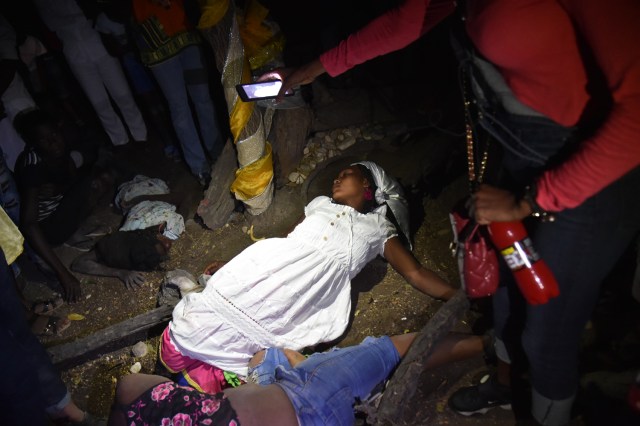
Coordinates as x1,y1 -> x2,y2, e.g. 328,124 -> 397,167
19,29 -> 640,426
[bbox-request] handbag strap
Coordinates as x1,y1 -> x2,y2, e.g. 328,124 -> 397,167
460,57 -> 490,192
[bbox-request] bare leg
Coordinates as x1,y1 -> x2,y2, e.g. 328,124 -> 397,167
390,332 -> 486,368
49,400 -> 86,423
108,374 -> 171,426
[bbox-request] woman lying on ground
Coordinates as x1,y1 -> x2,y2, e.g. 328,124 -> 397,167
160,161 -> 457,392
110,331 -> 485,426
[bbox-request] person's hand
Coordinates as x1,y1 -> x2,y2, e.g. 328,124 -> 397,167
59,271 -> 82,303
203,261 -> 227,276
119,271 -> 145,290
257,58 -> 326,102
472,184 -> 532,224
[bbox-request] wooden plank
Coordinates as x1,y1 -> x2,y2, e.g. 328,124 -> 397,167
48,304 -> 174,366
375,290 -> 470,425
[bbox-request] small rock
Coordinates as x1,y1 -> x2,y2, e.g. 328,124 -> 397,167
131,342 -> 148,358
288,171 -> 306,184
337,136 -> 356,151
299,163 -> 313,174
130,362 -> 142,374
241,226 -> 248,233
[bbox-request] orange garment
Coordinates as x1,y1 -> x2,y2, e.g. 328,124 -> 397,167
131,0 -> 201,65
132,0 -> 192,37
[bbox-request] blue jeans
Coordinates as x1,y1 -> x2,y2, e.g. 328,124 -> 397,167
0,250 -> 70,425
467,61 -> 640,423
248,336 -> 400,426
150,44 -> 223,175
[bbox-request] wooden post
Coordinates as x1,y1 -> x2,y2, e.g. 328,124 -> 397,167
375,290 -> 470,425
47,304 -> 174,367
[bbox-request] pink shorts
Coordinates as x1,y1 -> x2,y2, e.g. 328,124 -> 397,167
159,326 -> 229,394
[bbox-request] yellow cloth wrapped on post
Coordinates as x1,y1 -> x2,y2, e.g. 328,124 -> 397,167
230,143 -> 273,200
229,77 -> 254,142
239,0 -> 286,71
0,208 -> 24,265
197,0 -> 230,29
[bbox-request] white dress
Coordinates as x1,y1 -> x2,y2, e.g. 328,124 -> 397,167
169,196 -> 397,376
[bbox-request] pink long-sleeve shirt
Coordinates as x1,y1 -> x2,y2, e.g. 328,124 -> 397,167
320,0 -> 640,212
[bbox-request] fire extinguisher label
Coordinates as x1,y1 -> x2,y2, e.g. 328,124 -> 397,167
500,238 -> 541,271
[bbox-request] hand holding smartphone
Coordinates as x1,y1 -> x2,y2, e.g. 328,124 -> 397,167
235,80 -> 294,102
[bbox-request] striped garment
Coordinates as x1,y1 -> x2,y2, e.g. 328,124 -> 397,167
21,149 -> 64,222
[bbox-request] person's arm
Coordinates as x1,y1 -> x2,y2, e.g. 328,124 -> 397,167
71,251 -> 145,290
533,0 -> 640,212
383,236 -> 456,301
263,0 -> 455,100
20,186 -> 82,302
471,1 -> 640,223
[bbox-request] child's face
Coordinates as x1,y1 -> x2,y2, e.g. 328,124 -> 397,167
331,166 -> 369,205
33,123 -> 66,160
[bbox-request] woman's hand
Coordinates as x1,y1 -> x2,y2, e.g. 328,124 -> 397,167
257,58 -> 326,102
472,184 -> 532,225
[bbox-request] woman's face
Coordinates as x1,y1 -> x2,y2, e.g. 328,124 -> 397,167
331,166 -> 370,207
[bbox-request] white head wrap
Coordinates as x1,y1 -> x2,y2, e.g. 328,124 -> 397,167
352,161 -> 412,250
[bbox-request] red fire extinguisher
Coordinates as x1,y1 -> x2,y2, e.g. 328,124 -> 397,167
488,221 -> 560,305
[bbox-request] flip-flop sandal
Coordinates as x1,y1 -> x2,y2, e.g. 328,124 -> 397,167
30,315 -> 71,337
31,296 -> 64,316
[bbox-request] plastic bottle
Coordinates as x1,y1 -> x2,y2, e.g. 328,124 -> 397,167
488,221 -> 560,305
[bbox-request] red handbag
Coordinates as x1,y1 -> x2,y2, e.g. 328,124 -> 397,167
449,65 -> 500,298
449,201 -> 500,298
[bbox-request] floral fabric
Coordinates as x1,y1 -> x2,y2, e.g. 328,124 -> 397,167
125,381 -> 240,426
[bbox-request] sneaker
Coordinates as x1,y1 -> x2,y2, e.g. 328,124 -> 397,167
448,373 -> 512,416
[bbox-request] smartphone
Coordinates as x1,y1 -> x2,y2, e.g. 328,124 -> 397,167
235,80 -> 294,102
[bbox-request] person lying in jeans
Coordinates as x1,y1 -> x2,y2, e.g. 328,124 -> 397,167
108,331 -> 486,426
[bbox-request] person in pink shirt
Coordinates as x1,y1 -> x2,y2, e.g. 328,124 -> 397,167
261,1 -> 640,425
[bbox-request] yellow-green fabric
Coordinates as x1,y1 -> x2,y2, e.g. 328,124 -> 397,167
0,208 -> 23,265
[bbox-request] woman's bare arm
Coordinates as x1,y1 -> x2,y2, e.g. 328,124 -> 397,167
383,237 -> 456,301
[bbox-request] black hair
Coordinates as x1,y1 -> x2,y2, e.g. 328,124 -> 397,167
95,227 -> 168,271
13,108 -> 57,146
354,163 -> 379,214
